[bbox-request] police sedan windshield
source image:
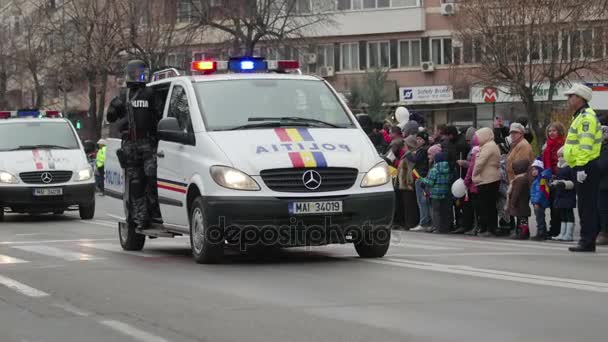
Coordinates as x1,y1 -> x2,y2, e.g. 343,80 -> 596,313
0,121 -> 80,151
193,79 -> 355,131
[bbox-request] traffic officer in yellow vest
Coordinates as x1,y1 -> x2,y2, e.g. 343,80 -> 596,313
563,84 -> 603,252
96,139 -> 107,195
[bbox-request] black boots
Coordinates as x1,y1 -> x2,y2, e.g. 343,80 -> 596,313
569,244 -> 596,252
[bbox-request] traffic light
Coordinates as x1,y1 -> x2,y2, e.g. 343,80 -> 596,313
76,120 -> 82,130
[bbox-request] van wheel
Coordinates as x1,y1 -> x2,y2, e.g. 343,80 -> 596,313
79,201 -> 95,220
354,228 -> 391,258
119,222 -> 145,251
189,197 -> 223,264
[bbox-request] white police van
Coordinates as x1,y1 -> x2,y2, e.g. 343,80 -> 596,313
0,111 -> 96,221
103,58 -> 394,263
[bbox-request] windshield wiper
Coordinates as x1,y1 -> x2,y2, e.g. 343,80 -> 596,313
248,116 -> 343,128
10,144 -> 71,151
226,122 -> 285,131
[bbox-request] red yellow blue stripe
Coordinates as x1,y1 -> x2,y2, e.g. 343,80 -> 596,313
288,151 -> 327,168
275,128 -> 314,142
157,178 -> 187,194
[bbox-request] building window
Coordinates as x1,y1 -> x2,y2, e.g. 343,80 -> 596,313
166,53 -> 186,69
368,41 -> 390,68
339,0 -> 416,10
177,0 -> 192,23
398,39 -> 421,67
341,42 -> 360,71
317,44 -> 335,68
295,0 -> 312,13
430,38 -> 452,65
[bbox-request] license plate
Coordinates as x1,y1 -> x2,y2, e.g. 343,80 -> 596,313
33,188 -> 63,196
288,201 -> 343,215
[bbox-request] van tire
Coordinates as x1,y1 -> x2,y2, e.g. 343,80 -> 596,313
119,222 -> 145,251
79,201 -> 95,220
354,228 -> 391,258
189,197 -> 223,264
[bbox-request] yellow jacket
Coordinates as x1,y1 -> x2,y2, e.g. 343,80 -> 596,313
564,106 -> 602,167
96,146 -> 106,168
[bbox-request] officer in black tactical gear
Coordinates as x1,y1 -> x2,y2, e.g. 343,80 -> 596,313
107,60 -> 163,230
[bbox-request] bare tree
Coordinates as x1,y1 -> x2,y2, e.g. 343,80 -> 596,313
187,0 -> 335,55
0,22 -> 11,109
9,0 -> 52,108
120,0 -> 197,71
453,0 -> 608,142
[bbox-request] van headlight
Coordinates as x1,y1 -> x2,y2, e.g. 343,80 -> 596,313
76,168 -> 93,181
361,163 -> 390,188
210,166 -> 260,191
0,171 -> 18,184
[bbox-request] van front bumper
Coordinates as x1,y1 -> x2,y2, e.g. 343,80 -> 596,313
201,191 -> 395,248
0,183 -> 95,213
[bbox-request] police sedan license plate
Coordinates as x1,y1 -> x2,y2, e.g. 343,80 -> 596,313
33,188 -> 63,196
289,201 -> 343,215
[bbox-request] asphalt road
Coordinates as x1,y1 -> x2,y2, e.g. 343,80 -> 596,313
1,196 -> 607,342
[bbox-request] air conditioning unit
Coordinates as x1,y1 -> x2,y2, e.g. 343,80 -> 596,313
441,2 -> 456,16
421,61 -> 435,73
304,53 -> 317,64
319,66 -> 335,77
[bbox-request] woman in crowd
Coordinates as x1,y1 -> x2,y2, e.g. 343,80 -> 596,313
462,133 -> 481,235
472,128 -> 502,237
542,122 -> 566,238
506,123 -> 535,183
397,136 -> 421,229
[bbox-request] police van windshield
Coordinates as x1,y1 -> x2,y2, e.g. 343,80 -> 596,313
194,79 -> 355,131
0,121 -> 80,151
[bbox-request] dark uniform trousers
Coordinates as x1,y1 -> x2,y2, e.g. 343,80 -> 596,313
123,138 -> 161,227
575,159 -> 601,245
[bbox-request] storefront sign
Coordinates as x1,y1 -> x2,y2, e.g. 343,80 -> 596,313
470,84 -> 570,103
399,86 -> 454,104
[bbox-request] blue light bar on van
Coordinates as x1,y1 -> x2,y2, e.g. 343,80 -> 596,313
228,57 -> 267,73
17,110 -> 40,117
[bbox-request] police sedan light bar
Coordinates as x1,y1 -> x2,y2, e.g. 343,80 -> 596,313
191,60 -> 217,73
228,57 -> 267,72
45,111 -> 62,118
17,110 -> 40,118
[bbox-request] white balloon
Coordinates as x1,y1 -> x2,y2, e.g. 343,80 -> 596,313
451,179 -> 467,198
395,106 -> 410,124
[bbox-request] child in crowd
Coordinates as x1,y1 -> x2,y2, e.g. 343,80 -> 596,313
530,159 -> 552,240
421,151 -> 453,234
507,160 -> 532,240
551,147 -> 576,241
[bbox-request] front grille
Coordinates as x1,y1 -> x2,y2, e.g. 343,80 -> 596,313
19,171 -> 73,184
260,168 -> 358,193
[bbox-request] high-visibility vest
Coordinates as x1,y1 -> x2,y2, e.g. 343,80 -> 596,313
96,146 -> 106,168
564,107 -> 602,167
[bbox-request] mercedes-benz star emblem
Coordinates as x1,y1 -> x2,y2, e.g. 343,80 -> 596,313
40,172 -> 53,184
302,170 -> 322,190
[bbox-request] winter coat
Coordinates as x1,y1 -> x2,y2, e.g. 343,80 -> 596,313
530,168 -> 552,208
421,154 -> 452,200
599,142 -> 608,191
507,174 -> 531,218
472,127 -> 501,185
464,146 -> 480,194
553,165 -> 577,209
542,136 -> 565,175
397,154 -> 415,191
494,127 -> 510,155
506,139 -> 535,182
405,144 -> 430,178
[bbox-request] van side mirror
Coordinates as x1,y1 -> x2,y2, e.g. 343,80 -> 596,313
158,118 -> 195,145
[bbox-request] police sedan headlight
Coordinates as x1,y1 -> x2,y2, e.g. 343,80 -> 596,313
361,162 -> 390,188
76,168 -> 93,181
210,166 -> 260,191
0,171 -> 18,184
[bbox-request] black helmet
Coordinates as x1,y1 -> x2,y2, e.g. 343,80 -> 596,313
125,60 -> 149,85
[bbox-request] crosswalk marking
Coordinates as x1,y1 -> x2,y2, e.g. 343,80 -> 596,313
79,243 -> 166,258
11,245 -> 103,261
0,254 -> 29,264
0,274 -> 49,297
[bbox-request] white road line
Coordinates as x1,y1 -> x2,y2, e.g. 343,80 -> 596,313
15,233 -> 44,237
0,238 -> 115,246
363,258 -> 608,293
100,320 -> 169,342
390,242 -> 459,250
80,243 -> 165,258
0,274 -> 49,297
396,234 -> 573,251
0,254 -> 29,264
52,302 -> 92,317
388,251 -> 554,258
88,220 -> 116,228
12,245 -> 103,261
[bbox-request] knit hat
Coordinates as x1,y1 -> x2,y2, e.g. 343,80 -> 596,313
427,144 -> 442,160
510,123 -> 526,134
532,159 -> 544,170
404,135 -> 418,150
402,120 -> 420,137
465,127 -> 476,142
416,131 -> 430,144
